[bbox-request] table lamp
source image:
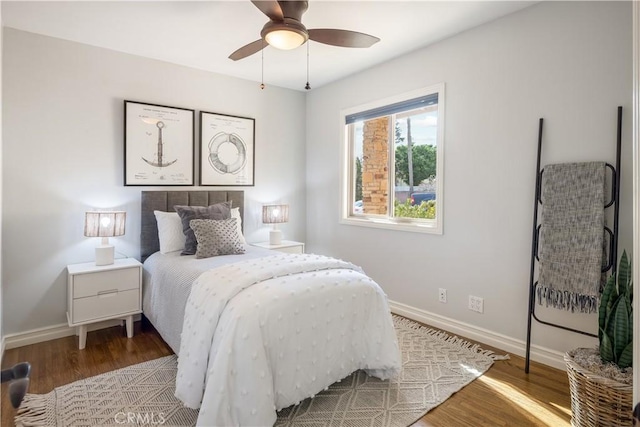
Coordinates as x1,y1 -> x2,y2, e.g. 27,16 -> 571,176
262,204 -> 289,245
84,211 -> 126,265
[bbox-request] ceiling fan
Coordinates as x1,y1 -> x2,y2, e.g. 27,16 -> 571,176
229,0 -> 380,61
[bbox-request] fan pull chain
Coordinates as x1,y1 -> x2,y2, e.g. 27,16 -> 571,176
305,42 -> 311,91
260,40 -> 265,90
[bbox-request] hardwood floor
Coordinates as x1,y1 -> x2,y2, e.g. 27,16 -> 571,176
1,320 -> 571,426
416,346 -> 571,426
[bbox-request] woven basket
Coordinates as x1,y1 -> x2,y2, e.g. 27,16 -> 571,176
564,350 -> 632,426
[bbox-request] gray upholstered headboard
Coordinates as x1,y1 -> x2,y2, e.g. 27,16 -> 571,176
140,190 -> 244,262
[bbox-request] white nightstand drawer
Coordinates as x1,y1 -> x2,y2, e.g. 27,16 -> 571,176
72,289 -> 140,324
73,267 -> 139,298
276,245 -> 303,254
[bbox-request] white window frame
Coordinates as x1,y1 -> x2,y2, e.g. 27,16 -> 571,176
340,83 -> 445,234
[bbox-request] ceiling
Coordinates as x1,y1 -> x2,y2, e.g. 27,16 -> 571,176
2,1 -> 536,91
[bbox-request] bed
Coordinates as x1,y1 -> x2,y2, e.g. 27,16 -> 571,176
140,190 -> 401,426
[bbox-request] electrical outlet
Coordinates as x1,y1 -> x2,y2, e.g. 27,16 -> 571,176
468,295 -> 484,313
438,288 -> 447,303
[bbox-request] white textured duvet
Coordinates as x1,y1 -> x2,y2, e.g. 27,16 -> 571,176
174,253 -> 401,426
143,246 -> 272,353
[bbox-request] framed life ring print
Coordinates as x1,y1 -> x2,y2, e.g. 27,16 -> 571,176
199,111 -> 255,186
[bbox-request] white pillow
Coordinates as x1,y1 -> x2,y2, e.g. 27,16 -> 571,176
231,207 -> 246,244
154,211 -> 186,254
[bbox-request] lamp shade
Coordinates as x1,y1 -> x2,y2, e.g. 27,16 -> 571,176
84,211 -> 126,238
262,204 -> 289,224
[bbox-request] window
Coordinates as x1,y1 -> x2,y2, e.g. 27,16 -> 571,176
341,84 -> 444,234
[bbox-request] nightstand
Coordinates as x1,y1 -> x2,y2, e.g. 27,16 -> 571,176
251,240 -> 305,254
67,258 -> 142,349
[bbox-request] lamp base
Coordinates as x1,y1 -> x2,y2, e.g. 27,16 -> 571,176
95,245 -> 115,266
269,229 -> 283,245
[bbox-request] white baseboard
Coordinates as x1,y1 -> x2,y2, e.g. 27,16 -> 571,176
4,314 -> 142,350
389,300 -> 566,371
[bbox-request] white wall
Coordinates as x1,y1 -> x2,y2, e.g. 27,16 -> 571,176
306,1 -> 632,356
2,28 -> 306,335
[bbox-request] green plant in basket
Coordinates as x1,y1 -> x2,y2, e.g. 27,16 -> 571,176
598,251 -> 633,369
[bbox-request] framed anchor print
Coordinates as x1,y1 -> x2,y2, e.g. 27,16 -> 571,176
124,100 -> 195,186
200,111 -> 255,186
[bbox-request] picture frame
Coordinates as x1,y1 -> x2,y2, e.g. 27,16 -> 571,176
124,100 -> 195,186
199,111 -> 255,186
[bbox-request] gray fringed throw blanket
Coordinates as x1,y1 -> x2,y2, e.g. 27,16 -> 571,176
537,161 -> 605,313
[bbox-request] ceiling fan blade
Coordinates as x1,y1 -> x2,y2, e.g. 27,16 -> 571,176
308,29 -> 380,48
251,0 -> 283,21
229,39 -> 266,61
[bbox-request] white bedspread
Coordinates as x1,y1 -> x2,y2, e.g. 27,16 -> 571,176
142,246 -> 272,353
175,253 -> 401,426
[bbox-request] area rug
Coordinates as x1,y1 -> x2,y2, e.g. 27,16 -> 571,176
15,316 -> 508,427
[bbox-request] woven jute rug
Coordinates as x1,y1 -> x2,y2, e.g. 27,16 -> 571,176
15,316 -> 507,427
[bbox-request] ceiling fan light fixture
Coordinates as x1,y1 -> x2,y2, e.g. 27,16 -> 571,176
261,19 -> 308,50
265,29 -> 306,50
